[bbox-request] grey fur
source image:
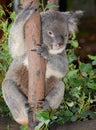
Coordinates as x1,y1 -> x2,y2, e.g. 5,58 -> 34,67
2,3 -> 82,125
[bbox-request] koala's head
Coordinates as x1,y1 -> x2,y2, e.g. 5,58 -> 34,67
41,10 -> 83,54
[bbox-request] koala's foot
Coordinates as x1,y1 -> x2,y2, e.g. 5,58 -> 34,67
32,44 -> 49,60
15,2 -> 39,24
43,81 -> 65,109
2,80 -> 28,125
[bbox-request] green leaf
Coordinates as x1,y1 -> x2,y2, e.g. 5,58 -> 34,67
80,110 -> 89,118
67,70 -> 78,80
71,115 -> 78,122
35,110 -> 50,130
0,5 -> 5,18
10,12 -> 16,20
68,33 -> 78,48
87,82 -> 96,90
79,62 -> 92,73
20,126 -> 28,130
88,55 -> 96,60
8,2 -> 13,8
71,40 -> 79,48
45,4 -> 59,10
62,110 -> 73,122
66,102 -> 74,107
92,60 -> 96,65
64,110 -> 73,117
72,33 -> 76,40
89,112 -> 96,119
67,49 -> 77,63
75,79 -> 83,87
36,110 -> 50,122
35,122 -> 44,130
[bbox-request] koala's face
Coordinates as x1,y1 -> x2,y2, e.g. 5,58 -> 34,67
41,10 -> 83,54
41,11 -> 69,54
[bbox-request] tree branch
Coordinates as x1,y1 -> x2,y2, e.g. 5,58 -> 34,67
23,0 -> 46,129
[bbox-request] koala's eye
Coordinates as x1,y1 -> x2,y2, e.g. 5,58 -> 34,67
48,31 -> 54,37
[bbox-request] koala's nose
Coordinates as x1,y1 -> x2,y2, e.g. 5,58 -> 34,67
56,42 -> 63,47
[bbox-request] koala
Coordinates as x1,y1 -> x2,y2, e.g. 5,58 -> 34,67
2,3 -> 83,126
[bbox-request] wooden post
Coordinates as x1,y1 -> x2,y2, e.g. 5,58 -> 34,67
23,0 -> 46,129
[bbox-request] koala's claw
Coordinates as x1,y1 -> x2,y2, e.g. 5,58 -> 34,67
37,100 -> 45,109
36,43 -> 47,48
31,46 -> 49,59
37,99 -> 50,110
25,100 -> 49,110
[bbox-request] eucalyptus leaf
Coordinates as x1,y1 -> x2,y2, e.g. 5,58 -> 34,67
36,110 -> 50,122
67,102 -> 74,107
71,115 -> 78,122
45,4 -> 59,10
92,60 -> 96,65
35,122 -> 44,130
89,112 -> 96,119
87,82 -> 96,90
88,55 -> 96,60
71,40 -> 79,48
79,62 -> 92,73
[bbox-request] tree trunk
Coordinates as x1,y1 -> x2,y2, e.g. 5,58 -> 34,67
23,0 -> 46,129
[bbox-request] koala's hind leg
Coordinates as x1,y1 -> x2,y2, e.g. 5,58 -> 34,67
2,79 -> 28,126
2,58 -> 29,125
45,81 -> 65,109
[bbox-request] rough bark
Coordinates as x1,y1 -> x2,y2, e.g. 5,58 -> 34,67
23,0 -> 46,129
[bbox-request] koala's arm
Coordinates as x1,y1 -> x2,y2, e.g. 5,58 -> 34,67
8,3 -> 38,58
38,50 -> 68,109
35,45 -> 68,79
36,47 -> 68,79
46,52 -> 68,79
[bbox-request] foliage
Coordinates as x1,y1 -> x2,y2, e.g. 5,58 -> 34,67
55,35 -> 96,125
35,109 -> 56,130
20,126 -> 28,130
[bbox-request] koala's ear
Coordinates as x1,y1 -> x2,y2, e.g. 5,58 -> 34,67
63,10 -> 83,34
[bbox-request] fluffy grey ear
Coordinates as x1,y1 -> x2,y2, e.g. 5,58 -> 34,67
64,10 -> 83,34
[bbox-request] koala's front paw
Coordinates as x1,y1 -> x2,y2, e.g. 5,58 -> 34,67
32,44 -> 49,60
